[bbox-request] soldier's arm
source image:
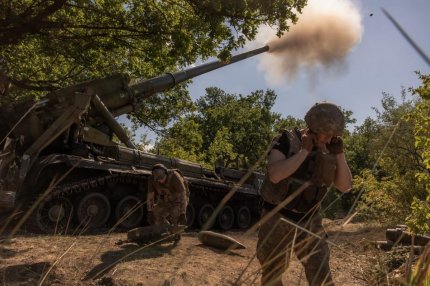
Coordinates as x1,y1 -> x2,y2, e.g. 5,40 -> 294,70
266,129 -> 314,184
171,173 -> 188,214
333,153 -> 352,192
179,191 -> 187,215
267,148 -> 309,184
147,180 -> 155,211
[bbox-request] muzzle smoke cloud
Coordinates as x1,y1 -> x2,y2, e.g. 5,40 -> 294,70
255,0 -> 363,85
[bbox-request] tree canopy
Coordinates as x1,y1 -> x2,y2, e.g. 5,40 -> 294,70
0,0 -> 306,99
406,73 -> 430,233
344,85 -> 430,228
154,87 -> 282,168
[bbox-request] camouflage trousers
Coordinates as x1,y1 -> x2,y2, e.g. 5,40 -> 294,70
256,210 -> 334,286
153,200 -> 182,226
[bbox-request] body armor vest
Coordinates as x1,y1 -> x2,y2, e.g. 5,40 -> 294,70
260,129 -> 337,213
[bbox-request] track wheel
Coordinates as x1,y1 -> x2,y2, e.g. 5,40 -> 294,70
186,203 -> 196,228
77,192 -> 111,229
236,206 -> 252,229
36,198 -> 73,234
218,205 -> 235,230
115,196 -> 143,229
197,203 -> 215,229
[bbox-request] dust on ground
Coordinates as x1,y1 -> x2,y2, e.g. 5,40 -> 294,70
0,220 -> 386,286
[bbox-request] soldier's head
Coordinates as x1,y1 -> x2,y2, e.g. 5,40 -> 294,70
152,164 -> 168,184
305,101 -> 345,145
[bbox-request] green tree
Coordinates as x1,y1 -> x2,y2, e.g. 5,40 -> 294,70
349,92 -> 428,224
0,0 -> 305,96
155,87 -> 283,168
155,117 -> 204,163
406,73 -> 430,234
344,117 -> 379,176
273,115 -> 306,132
1,0 -> 307,133
327,116 -> 380,216
206,127 -> 238,168
353,169 -> 405,224
196,87 -> 280,167
374,93 -> 426,203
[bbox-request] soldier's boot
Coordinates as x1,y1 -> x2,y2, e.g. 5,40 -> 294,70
173,233 -> 182,244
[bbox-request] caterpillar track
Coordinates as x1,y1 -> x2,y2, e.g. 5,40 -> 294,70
29,173 -> 146,234
25,167 -> 261,234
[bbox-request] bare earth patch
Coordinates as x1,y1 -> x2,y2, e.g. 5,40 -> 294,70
0,220 -> 386,286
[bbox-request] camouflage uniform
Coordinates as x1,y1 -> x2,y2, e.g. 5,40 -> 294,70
257,209 -> 332,286
257,102 -> 345,286
257,137 -> 334,286
147,169 -> 188,226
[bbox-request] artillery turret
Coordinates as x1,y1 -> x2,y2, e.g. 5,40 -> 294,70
0,46 -> 268,233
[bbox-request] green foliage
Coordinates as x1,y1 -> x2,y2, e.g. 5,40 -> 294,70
273,115 -> 306,132
134,133 -> 152,152
411,72 -> 430,100
1,0 -> 307,131
130,87 -> 195,132
409,76 -> 430,187
406,73 -> 430,234
346,91 -> 428,225
0,0 -> 306,95
321,187 -> 346,219
206,127 -> 238,167
155,117 -> 205,164
371,92 -> 421,183
196,88 -> 280,166
345,74 -> 430,233
344,117 -> 380,176
352,169 -> 406,224
406,197 -> 430,234
155,87 -> 282,168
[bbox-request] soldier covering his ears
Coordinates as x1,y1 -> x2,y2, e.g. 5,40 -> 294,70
257,102 -> 352,286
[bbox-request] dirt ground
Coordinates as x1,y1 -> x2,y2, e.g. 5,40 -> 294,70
0,219 -> 387,286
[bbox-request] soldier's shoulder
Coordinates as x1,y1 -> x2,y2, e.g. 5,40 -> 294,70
169,169 -> 184,181
272,129 -> 294,145
169,169 -> 181,176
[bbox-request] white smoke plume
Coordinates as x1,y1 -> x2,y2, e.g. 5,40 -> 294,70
253,0 -> 363,85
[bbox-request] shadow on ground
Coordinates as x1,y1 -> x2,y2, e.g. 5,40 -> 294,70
83,242 -> 178,280
0,261 -> 60,285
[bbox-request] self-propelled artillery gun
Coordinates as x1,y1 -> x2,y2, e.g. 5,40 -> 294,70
0,46 -> 268,233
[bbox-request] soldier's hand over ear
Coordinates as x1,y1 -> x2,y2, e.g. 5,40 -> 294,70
178,213 -> 187,225
301,129 -> 314,152
327,136 -> 344,154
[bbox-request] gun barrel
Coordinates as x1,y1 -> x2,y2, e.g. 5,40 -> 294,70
130,46 -> 269,98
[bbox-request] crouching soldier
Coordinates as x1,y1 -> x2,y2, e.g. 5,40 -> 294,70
146,164 -> 189,241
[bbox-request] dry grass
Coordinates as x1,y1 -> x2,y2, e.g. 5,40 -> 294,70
0,220 -> 396,286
